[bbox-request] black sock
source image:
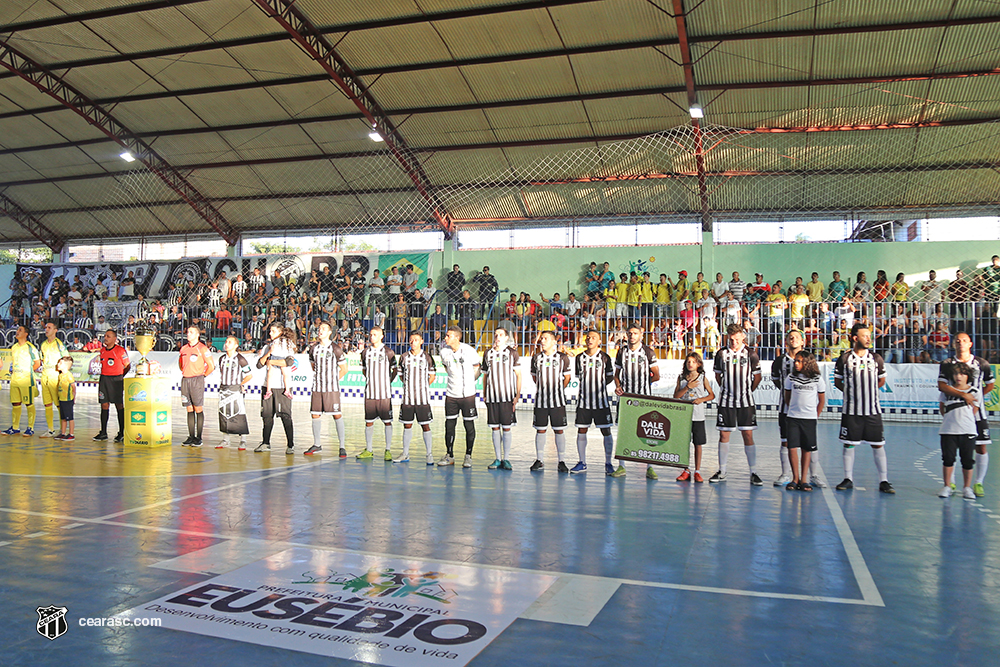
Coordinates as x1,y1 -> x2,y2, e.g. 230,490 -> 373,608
116,408 -> 124,435
282,417 -> 293,448
100,408 -> 109,433
196,411 -> 204,438
187,412 -> 195,437
464,420 -> 475,455
445,419 -> 456,456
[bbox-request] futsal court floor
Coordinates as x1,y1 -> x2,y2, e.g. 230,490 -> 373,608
1,395 -> 997,667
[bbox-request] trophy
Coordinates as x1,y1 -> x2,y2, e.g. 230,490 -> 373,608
134,328 -> 156,376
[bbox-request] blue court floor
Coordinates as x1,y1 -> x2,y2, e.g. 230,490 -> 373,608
0,397 -> 997,666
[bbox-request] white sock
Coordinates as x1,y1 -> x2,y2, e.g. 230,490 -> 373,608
603,433 -> 614,464
335,417 -> 345,448
810,450 -> 819,476
365,425 -> 373,452
975,452 -> 989,485
843,446 -> 855,480
554,432 -> 566,461
780,445 -> 790,475
402,428 -> 412,459
384,423 -> 393,450
423,429 -> 433,456
576,432 -> 587,462
312,418 -> 322,448
502,429 -> 512,459
745,445 -> 756,474
718,441 -> 730,473
491,429 -> 502,460
872,447 -> 888,482
240,435 -> 247,446
535,431 -> 546,460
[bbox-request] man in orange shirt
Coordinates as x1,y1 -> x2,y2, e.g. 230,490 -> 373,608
95,329 -> 131,443
179,325 -> 215,447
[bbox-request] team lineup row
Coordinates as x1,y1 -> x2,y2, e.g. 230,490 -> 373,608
4,321 -> 991,498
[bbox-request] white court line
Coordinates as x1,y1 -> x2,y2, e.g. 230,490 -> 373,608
24,531 -> 48,538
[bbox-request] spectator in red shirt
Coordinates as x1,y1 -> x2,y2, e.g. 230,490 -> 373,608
216,306 -> 233,335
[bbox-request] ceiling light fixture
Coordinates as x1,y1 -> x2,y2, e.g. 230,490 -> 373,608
689,106 -> 704,119
368,125 -> 384,142
120,151 -> 136,162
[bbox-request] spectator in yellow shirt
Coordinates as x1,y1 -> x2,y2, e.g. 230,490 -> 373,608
690,272 -> 709,300
806,272 -> 824,302
672,270 -> 690,307
765,285 -> 787,356
640,272 -> 655,325
625,274 -> 642,322
655,274 -> 672,319
789,285 -> 810,328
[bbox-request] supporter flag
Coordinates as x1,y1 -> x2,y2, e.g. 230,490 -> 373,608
218,386 -> 249,435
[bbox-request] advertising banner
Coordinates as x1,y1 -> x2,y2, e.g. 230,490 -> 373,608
614,393 -> 693,468
120,547 -> 556,667
123,377 -> 172,447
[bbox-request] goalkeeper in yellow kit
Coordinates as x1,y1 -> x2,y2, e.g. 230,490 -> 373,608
4,325 -> 41,436
39,320 -> 69,438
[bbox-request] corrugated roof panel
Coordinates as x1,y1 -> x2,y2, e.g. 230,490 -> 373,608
225,40 -> 331,80
187,166 -> 270,199
584,94 -> 689,126
180,88 -> 294,126
174,0 -> 282,42
338,22 -> 453,71
2,183 -> 81,211
811,29 -> 946,80
294,0 -> 422,28
0,74 -> 67,110
938,22 -> 1000,72
459,58 -> 578,103
23,109 -> 110,143
112,98 -> 208,134
924,75 -> 1000,109
80,6 -> 209,53
814,0 -> 976,29
570,49 -> 683,94
0,154 -> 40,182
687,0 -> 815,37
425,148 -> 517,184
55,59 -> 160,100
249,161 -> 353,194
324,154 -> 420,191
432,8 -> 563,60
142,48 -> 258,92
12,147 -> 105,179
483,100 -> 591,141
549,0 -> 678,46
384,109 -> 497,148
910,122 -> 1000,167
904,167 -> 1000,208
38,212 -> 120,239
3,26 -> 116,65
449,188 -> 525,221
363,68 -> 477,110
216,125 -> 323,161
0,115 -> 69,149
300,121 -> 386,156
261,79 -> 364,119
696,37 -> 814,86
137,133 -> 236,165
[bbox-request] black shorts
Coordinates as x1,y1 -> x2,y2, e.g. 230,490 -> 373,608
486,401 -> 515,427
98,375 -> 124,404
691,420 -> 707,446
59,399 -> 75,422
785,417 -> 818,452
941,433 -> 976,469
778,412 -> 787,442
445,395 -> 477,420
310,391 -> 342,416
716,405 -> 757,431
180,376 -> 205,408
533,406 -> 568,429
261,391 -> 292,419
839,413 -> 884,445
400,404 -> 433,425
365,398 -> 392,423
976,419 -> 991,446
575,407 -> 613,429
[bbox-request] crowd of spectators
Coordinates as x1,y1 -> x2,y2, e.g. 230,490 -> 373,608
6,255 -> 1000,362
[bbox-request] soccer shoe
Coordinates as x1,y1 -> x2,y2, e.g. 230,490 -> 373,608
437,455 -> 454,466
3,427 -> 20,435
426,454 -> 436,465
113,433 -> 125,443
693,472 -> 705,483
40,430 -> 55,438
610,465 -> 626,478
92,432 -> 107,441
529,460 -> 544,472
645,466 -> 658,480
304,445 -> 322,456
216,439 -> 230,449
963,486 -> 977,500
708,470 -> 726,483
182,435 -> 195,445
938,485 -> 953,498
570,462 -> 587,474
190,439 -> 202,448
809,475 -> 826,489
22,427 -> 34,437
384,449 -> 393,462
487,459 -> 502,469
254,443 -> 271,452
463,455 -> 473,468
973,483 -> 985,497
879,481 -> 895,494
558,461 -> 570,473
53,433 -> 66,440
238,442 -> 247,451
339,448 -> 346,458
63,434 -> 75,441
676,469 -> 691,482
773,473 -> 792,487
835,478 -> 854,491
750,473 -> 764,486
500,460 -> 513,471
356,449 -> 374,460
285,446 -> 294,455
393,455 -> 410,463
605,463 -> 617,476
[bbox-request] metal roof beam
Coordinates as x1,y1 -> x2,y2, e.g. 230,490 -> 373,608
0,194 -> 64,251
0,39 -> 239,246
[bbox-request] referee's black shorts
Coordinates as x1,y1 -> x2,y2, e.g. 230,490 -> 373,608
98,375 -> 124,404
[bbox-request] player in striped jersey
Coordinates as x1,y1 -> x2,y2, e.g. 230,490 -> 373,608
711,323 -> 763,485
937,331 -> 994,497
611,324 -> 661,479
357,326 -> 397,461
216,336 -> 253,450
771,330 -> 823,487
529,331 -> 572,472
482,328 -> 521,471
438,326 -> 481,468
572,330 -> 614,475
834,322 -> 894,494
39,320 -> 69,438
305,322 -> 348,458
396,332 -> 436,464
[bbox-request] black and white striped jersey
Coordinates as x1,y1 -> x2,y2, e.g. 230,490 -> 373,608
531,350 -> 571,408
615,344 -> 658,397
575,350 -> 614,409
834,350 -> 885,416
309,341 -> 346,393
360,344 -> 397,400
713,345 -> 761,408
771,351 -> 796,413
482,345 -> 520,403
218,353 -> 251,387
939,355 -> 994,421
399,349 -> 434,406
